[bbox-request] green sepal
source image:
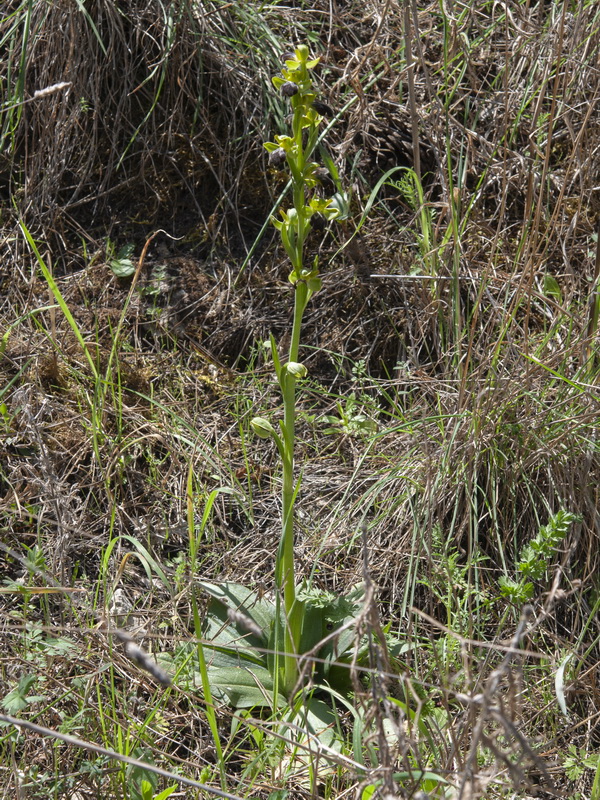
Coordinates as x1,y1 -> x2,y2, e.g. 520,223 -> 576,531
307,276 -> 322,296
280,221 -> 298,264
274,134 -> 294,150
308,197 -> 340,220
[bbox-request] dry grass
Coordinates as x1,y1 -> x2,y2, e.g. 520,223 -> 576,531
1,1 -> 600,798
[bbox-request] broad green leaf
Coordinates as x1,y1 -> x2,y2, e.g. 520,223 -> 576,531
353,714 -> 366,767
287,696 -> 340,751
298,603 -> 326,653
153,787 -> 177,800
109,257 -> 135,278
140,779 -> 154,800
209,664 -> 285,708
126,748 -> 156,799
200,582 -> 277,647
543,273 -> 562,302
109,243 -> 136,278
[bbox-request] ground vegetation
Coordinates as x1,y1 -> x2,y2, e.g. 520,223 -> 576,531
1,1 -> 600,798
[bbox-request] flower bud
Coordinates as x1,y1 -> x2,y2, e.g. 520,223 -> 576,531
285,362 -> 308,379
281,81 -> 299,98
251,417 -> 276,439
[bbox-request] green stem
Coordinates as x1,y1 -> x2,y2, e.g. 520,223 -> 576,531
281,378 -> 297,693
280,282 -> 309,696
289,282 -> 308,362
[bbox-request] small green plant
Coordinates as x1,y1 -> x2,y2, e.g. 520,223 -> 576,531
499,510 -> 579,604
125,748 -> 177,800
321,392 -> 379,437
387,167 -> 438,276
107,240 -> 136,279
198,45 -> 364,741
564,743 -> 600,781
1,674 -> 46,714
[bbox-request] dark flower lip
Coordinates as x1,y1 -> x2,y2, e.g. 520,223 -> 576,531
268,147 -> 287,168
311,99 -> 334,116
281,51 -> 296,62
281,81 -> 299,97
311,213 -> 326,232
313,167 -> 334,193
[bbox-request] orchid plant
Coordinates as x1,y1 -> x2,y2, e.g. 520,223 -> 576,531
252,45 -> 342,695
197,47 -> 362,734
